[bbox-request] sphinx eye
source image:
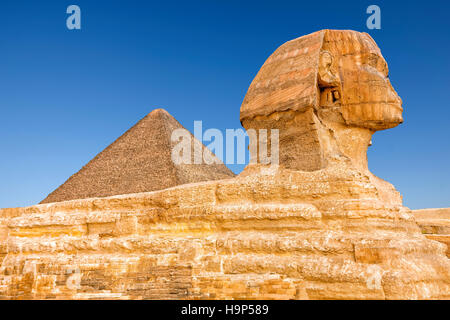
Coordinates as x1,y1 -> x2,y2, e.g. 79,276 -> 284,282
369,54 -> 379,67
367,54 -> 388,76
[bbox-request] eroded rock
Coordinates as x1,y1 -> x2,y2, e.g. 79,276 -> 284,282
0,30 -> 448,300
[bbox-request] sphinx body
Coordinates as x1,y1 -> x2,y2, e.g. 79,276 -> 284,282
0,30 -> 449,300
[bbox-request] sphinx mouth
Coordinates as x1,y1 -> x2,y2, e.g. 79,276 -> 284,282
386,101 -> 403,112
382,102 -> 404,123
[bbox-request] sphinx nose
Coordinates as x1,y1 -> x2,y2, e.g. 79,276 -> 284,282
392,91 -> 402,105
387,80 -> 402,106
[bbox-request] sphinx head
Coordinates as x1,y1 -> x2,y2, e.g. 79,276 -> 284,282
240,29 -> 403,171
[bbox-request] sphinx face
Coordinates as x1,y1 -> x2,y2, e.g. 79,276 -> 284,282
327,33 -> 403,130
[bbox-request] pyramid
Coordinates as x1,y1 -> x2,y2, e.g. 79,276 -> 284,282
40,109 -> 234,203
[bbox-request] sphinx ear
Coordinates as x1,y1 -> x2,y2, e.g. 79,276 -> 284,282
318,51 -> 339,87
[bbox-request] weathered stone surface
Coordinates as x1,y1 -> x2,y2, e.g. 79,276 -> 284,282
1,164 -> 449,299
413,208 -> 450,258
41,109 -> 234,204
0,29 -> 449,300
240,30 -> 403,205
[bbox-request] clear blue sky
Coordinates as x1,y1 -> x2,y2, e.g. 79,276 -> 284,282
1,0 -> 449,209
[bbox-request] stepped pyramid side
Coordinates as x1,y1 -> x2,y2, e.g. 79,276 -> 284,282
40,109 -> 234,204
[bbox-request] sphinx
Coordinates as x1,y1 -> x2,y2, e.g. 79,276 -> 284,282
0,30 -> 448,300
240,29 -> 403,204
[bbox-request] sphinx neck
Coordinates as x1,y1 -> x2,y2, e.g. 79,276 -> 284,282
242,108 -> 373,172
320,118 -> 374,172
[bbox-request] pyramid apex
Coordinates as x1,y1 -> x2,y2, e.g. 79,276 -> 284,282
149,108 -> 171,117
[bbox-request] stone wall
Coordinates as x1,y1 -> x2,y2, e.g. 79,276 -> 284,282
412,208 -> 450,258
1,164 -> 449,300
